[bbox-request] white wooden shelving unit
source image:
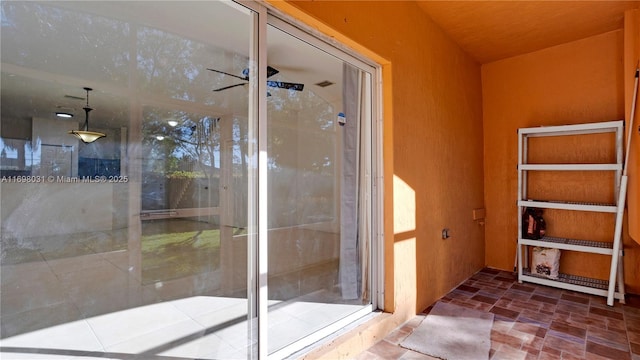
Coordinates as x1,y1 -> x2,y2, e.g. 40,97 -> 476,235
516,120 -> 626,306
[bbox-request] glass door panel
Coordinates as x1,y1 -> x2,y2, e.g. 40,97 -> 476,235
265,24 -> 373,354
1,2 -> 256,359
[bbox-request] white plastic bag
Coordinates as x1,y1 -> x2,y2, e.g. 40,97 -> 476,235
532,247 -> 560,279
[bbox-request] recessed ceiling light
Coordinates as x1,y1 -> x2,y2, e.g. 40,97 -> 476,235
167,120 -> 179,127
56,112 -> 74,118
156,135 -> 165,141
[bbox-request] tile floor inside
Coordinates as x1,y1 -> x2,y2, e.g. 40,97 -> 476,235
0,295 -> 365,359
355,268 -> 640,360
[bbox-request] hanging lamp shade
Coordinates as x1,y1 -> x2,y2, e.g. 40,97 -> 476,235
69,129 -> 106,143
68,87 -> 106,143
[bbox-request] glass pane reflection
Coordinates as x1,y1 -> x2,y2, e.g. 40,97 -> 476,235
0,2 -> 375,358
266,24 -> 372,354
1,2 -> 254,359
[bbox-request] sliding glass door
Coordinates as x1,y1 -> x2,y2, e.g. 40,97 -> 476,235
0,2 -> 379,359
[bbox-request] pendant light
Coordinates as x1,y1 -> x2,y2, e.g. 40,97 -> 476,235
68,87 -> 106,143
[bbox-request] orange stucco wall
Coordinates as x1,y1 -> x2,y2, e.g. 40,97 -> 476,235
483,30 -> 640,293
625,10 -> 640,244
268,0 -> 485,358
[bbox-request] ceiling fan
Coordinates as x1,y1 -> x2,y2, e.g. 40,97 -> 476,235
207,66 -> 304,92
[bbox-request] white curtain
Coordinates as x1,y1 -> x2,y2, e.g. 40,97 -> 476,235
339,63 -> 369,300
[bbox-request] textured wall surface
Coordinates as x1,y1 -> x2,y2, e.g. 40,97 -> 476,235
624,10 -> 639,244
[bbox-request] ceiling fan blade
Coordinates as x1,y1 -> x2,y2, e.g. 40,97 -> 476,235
208,66 -> 278,81
241,66 -> 279,79
207,68 -> 248,81
212,83 -> 247,92
266,81 -> 304,91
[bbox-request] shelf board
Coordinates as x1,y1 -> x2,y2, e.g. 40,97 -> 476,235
518,200 -> 617,213
519,236 -> 614,255
518,120 -> 623,137
518,164 -> 622,171
519,270 -> 624,300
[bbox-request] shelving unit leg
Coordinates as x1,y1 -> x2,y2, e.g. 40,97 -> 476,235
608,176 -> 628,305
517,243 -> 523,283
617,251 -> 626,304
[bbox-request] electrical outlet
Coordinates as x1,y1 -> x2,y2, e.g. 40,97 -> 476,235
473,208 -> 486,221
